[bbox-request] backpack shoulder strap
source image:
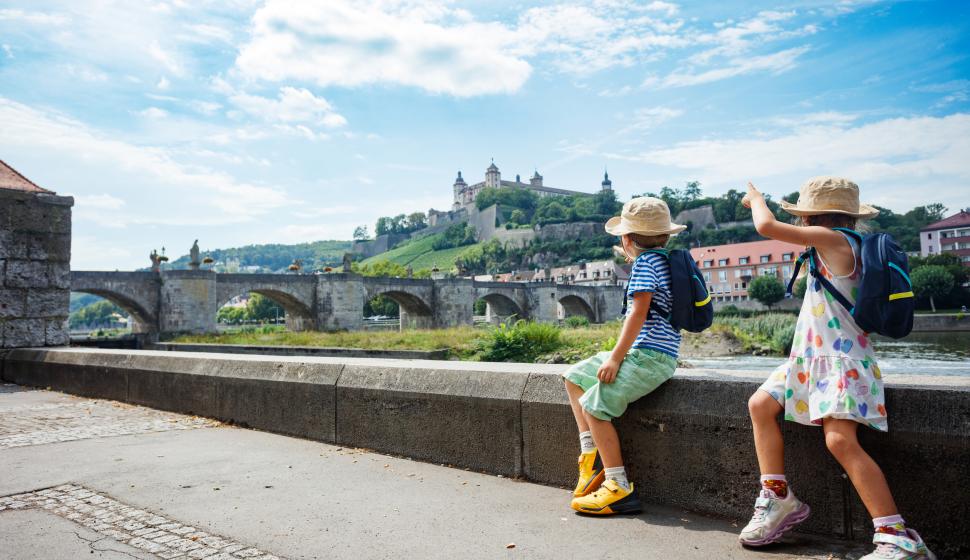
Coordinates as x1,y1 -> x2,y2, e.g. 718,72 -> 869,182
805,248 -> 857,315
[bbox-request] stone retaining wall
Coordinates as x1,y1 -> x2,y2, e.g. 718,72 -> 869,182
0,189 -> 73,348
148,342 -> 450,360
3,348 -> 968,557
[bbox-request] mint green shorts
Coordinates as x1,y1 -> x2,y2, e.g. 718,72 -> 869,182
563,348 -> 677,421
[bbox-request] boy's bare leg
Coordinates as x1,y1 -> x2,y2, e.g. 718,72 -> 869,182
584,413 -> 622,467
748,391 -> 785,474
564,379 -> 591,434
822,418 -> 898,517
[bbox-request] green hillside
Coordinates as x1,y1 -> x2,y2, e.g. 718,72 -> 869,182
361,233 -> 481,272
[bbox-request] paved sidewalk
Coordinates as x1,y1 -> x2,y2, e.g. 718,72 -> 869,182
0,385 -> 867,560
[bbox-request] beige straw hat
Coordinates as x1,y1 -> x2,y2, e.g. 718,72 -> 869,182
779,176 -> 879,219
605,196 -> 686,237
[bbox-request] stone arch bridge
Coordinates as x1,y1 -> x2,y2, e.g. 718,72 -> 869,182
70,270 -> 624,337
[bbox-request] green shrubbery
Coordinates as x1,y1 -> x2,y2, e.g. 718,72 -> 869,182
564,315 -> 591,328
475,321 -> 563,362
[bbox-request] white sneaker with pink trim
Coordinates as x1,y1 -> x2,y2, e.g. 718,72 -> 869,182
860,528 -> 936,560
738,489 -> 811,546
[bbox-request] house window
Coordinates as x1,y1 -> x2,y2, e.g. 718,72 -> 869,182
735,270 -> 741,278
718,271 -> 726,281
782,252 -> 794,261
782,265 -> 792,277
739,256 -> 749,265
760,255 -> 771,263
718,258 -> 729,266
703,272 -> 711,282
927,233 -> 932,239
703,260 -> 714,267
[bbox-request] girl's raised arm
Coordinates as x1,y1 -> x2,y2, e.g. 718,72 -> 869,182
742,183 -> 845,251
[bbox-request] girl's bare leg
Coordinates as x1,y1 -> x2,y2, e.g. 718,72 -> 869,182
749,391 -> 786,475
822,418 -> 898,517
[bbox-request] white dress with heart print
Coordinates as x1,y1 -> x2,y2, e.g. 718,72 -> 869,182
758,233 -> 887,431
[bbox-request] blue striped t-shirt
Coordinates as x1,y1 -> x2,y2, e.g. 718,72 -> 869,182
627,251 -> 681,358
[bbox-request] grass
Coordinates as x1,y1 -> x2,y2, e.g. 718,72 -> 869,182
360,233 -> 482,272
173,314 -> 801,363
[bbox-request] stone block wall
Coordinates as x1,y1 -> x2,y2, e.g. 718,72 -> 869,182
0,189 -> 73,348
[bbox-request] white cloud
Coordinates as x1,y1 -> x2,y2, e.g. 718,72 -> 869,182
157,76 -> 171,90
148,41 -> 183,76
0,8 -> 69,25
2,44 -> 12,58
657,46 -> 809,88
138,107 -> 169,119
0,97 -> 292,225
614,113 -> 970,212
76,194 -> 126,210
235,0 -> 532,96
229,87 -> 347,128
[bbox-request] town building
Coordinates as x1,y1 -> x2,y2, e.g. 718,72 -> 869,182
452,160 -> 613,211
920,209 -> 970,266
479,259 -> 629,287
689,239 -> 804,303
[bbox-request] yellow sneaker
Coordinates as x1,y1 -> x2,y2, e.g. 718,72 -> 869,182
573,449 -> 605,498
571,479 -> 643,515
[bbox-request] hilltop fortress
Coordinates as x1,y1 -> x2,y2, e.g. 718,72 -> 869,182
353,161 -> 614,260
450,160 -> 613,212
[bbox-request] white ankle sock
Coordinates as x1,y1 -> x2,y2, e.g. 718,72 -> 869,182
579,431 -> 595,453
873,514 -> 905,529
604,466 -> 629,490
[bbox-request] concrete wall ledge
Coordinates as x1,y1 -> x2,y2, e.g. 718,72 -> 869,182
3,348 -> 968,557
147,342 -> 450,360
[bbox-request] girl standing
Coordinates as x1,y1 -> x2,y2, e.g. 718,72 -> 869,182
739,177 -> 935,560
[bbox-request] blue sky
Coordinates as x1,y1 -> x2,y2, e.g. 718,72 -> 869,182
1,0 -> 968,270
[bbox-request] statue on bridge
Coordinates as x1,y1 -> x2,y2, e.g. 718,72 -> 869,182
149,249 -> 162,273
406,265 -> 413,279
188,240 -> 201,270
342,253 -> 353,273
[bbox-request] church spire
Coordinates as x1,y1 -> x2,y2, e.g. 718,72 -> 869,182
601,168 -> 612,191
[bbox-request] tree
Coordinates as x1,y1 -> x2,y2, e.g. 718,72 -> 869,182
247,293 -> 284,323
793,276 -> 808,299
911,265 -> 955,312
535,200 -> 567,223
353,226 -> 370,241
509,209 -> 526,226
749,276 -> 785,309
406,212 -> 427,231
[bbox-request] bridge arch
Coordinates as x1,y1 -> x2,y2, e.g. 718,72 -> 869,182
70,271 -> 160,334
215,288 -> 315,332
558,294 -> 596,322
71,289 -> 156,333
370,289 -> 434,329
476,292 -> 525,325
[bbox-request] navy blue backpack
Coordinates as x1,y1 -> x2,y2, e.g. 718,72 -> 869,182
622,249 -> 714,333
786,228 -> 914,339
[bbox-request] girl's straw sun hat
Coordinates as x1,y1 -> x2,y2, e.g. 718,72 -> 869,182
605,196 -> 686,237
780,176 -> 879,219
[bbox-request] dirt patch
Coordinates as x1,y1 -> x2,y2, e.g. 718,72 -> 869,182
679,328 -> 746,359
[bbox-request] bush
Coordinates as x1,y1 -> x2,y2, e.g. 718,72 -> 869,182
748,276 -> 786,309
476,320 -> 562,362
911,264 -> 955,312
717,304 -> 741,316
564,316 -> 591,328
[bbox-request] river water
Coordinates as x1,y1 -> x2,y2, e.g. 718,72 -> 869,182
685,331 -> 970,377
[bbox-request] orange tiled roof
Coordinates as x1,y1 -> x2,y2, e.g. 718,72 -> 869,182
0,159 -> 53,194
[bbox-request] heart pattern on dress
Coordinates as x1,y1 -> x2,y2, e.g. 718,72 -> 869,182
812,303 -> 825,317
827,317 -> 840,329
857,335 -> 868,349
832,337 -> 853,353
859,402 -> 868,417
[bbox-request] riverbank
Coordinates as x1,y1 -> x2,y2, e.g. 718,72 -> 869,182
172,316 -> 791,364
